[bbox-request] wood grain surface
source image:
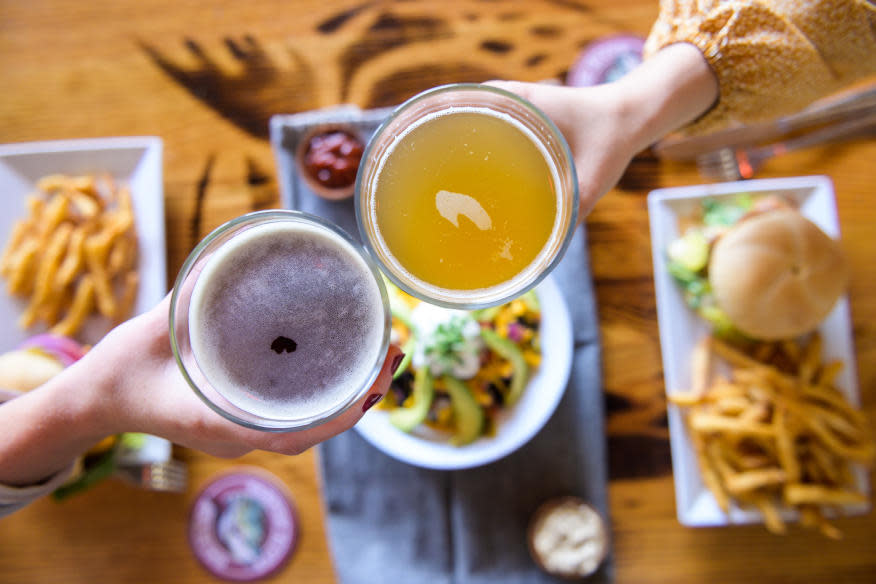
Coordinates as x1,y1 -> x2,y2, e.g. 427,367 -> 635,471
1,1 -> 874,583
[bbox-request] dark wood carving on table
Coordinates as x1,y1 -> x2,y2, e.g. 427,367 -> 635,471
139,1 -> 609,139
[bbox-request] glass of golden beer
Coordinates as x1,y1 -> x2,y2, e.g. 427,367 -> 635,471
356,83 -> 579,309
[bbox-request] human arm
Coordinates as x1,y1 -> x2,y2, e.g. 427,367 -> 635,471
490,42 -> 719,214
645,0 -> 876,135
0,295 -> 402,489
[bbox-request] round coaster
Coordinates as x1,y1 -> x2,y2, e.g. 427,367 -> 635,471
566,34 -> 645,87
188,468 -> 299,582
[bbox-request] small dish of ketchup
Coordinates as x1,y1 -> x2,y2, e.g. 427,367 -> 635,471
296,125 -> 365,200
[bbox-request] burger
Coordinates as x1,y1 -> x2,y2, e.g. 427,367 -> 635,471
0,334 -> 86,392
667,196 -> 848,341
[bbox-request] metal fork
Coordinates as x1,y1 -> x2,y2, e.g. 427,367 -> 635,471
696,110 -> 876,181
113,459 -> 188,493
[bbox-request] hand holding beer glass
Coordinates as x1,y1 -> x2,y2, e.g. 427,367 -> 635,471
356,83 -> 579,309
170,211 -> 399,436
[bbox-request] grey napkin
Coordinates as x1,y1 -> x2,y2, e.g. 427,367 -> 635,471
271,109 -> 612,584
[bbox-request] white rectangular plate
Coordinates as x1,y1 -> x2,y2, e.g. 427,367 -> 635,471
647,175 -> 868,527
0,137 -> 167,350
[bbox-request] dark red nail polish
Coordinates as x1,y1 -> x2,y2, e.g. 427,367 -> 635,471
390,353 -> 405,375
362,393 -> 383,412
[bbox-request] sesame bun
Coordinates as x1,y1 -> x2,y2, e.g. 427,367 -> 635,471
708,208 -> 848,340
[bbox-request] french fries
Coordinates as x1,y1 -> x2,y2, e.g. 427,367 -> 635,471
0,174 -> 139,338
671,333 -> 874,538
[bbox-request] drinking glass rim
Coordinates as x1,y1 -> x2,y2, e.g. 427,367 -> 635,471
169,209 -> 392,432
354,82 -> 579,310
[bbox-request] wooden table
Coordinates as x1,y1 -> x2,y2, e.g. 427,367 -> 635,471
1,1 -> 874,582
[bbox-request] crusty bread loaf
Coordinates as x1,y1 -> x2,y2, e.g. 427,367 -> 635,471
709,208 -> 848,340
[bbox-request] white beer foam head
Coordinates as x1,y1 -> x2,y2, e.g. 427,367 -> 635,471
189,221 -> 385,420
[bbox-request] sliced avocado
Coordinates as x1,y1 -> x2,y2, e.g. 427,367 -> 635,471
389,367 -> 434,432
394,337 -> 417,380
667,229 -> 709,273
471,305 -> 501,322
481,327 -> 529,406
386,280 -> 417,379
666,259 -> 699,284
390,307 -> 417,379
702,195 -> 753,227
698,305 -> 748,342
520,288 -> 540,312
442,376 -> 485,446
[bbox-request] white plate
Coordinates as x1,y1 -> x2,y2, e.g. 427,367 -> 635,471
355,275 -> 574,470
647,175 -> 869,527
0,137 -> 167,350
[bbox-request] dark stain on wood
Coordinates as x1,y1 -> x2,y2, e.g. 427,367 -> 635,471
363,63 -> 500,108
545,0 -> 592,12
192,154 -> 215,246
605,391 -> 635,414
530,24 -> 563,37
246,157 -> 277,211
607,434 -> 673,479
316,2 -> 374,34
654,410 -> 668,429
338,11 -> 452,101
617,150 -> 662,192
480,39 -> 514,54
246,157 -> 271,186
139,38 -> 317,139
526,53 -> 548,67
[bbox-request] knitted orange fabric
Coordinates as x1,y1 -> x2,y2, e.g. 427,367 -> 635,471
644,0 -> 876,134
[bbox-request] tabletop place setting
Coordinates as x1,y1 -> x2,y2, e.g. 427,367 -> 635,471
1,2 -> 875,583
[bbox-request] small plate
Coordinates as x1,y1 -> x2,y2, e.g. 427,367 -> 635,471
0,137 -> 167,349
270,107 -> 393,209
355,274 -> 574,470
647,175 -> 869,527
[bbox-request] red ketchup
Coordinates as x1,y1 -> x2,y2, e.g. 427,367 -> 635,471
302,129 -> 364,190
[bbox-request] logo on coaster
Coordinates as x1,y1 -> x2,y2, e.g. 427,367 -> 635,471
566,34 -> 645,87
188,469 -> 298,581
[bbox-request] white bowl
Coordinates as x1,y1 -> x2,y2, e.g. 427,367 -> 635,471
647,175 -> 868,527
354,275 -> 574,470
0,137 -> 167,349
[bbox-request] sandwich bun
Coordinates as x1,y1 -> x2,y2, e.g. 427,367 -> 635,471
0,349 -> 65,391
708,207 -> 848,340
0,334 -> 86,392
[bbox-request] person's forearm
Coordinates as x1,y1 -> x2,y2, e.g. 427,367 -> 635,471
0,362 -> 114,486
616,42 -> 719,152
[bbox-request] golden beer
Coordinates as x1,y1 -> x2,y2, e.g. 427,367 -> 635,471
372,109 -> 557,291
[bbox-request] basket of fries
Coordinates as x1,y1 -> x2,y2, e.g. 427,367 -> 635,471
671,334 -> 873,538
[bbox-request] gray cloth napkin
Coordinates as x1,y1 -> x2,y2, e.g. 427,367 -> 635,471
271,109 -> 612,583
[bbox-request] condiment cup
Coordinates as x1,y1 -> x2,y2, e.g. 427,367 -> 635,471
295,124 -> 366,201
527,496 -> 609,580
